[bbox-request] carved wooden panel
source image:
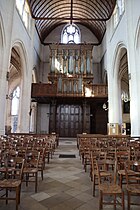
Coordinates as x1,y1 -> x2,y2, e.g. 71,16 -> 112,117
55,104 -> 82,137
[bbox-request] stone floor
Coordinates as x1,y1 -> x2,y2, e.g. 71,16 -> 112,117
0,138 -> 140,210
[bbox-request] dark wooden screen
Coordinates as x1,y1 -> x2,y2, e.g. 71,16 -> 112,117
56,104 -> 82,137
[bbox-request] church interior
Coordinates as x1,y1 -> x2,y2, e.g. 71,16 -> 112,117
0,0 -> 140,209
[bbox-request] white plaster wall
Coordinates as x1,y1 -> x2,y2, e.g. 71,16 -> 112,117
33,29 -> 42,82
0,1 -> 16,134
106,0 -> 140,136
37,104 -> 50,133
0,1 -> 39,134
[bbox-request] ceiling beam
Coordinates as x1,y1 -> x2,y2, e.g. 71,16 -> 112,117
32,15 -> 108,21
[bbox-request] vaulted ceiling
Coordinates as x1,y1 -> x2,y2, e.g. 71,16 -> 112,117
27,0 -> 116,44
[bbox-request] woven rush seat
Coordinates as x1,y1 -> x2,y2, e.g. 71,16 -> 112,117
99,183 -> 122,194
0,179 -> 21,188
126,184 -> 140,193
23,168 -> 38,173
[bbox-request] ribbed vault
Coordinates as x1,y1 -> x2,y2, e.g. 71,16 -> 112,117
27,0 -> 116,44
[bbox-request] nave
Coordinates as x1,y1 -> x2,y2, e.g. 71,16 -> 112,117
0,138 -> 140,210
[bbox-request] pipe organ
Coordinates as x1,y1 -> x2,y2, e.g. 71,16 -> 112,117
49,44 -> 94,95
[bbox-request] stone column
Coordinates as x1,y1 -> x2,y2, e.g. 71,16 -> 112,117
29,102 -> 37,133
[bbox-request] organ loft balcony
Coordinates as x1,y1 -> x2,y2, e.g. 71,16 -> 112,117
31,44 -> 108,103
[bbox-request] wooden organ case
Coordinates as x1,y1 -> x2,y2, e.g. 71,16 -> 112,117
48,43 -> 94,96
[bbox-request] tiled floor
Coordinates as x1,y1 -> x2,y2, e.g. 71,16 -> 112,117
0,138 -> 140,210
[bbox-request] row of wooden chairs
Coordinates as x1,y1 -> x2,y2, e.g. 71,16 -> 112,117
96,159 -> 140,210
0,157 -> 25,210
0,134 -> 58,210
78,136 -> 140,210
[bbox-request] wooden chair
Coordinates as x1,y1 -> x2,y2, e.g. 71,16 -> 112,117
125,161 -> 140,210
90,153 -> 112,197
34,146 -> 46,180
23,150 -> 40,192
116,149 -> 130,187
0,157 -> 24,210
96,159 -> 125,210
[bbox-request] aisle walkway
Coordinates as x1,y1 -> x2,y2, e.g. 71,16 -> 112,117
26,138 -> 98,210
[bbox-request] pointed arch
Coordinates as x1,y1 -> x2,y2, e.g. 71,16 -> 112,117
6,40 -> 28,133
134,16 -> 140,50
112,42 -> 127,79
0,12 -> 6,48
11,40 -> 28,79
61,23 -> 81,44
112,43 -> 128,95
0,12 -> 6,71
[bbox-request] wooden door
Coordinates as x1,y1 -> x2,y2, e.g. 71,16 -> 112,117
56,104 -> 82,137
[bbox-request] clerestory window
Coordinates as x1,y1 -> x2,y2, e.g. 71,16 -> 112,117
61,24 -> 81,44
16,0 -> 31,31
113,0 -> 125,28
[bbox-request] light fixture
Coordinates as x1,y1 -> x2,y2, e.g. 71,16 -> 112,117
103,101 -> 108,111
6,93 -> 13,100
121,91 -> 130,102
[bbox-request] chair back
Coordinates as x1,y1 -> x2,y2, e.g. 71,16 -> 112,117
96,159 -> 116,185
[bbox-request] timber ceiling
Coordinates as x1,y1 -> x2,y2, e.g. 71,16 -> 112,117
27,0 -> 116,44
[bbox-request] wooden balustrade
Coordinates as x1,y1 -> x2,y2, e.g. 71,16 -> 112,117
31,83 -> 108,98
31,83 -> 57,97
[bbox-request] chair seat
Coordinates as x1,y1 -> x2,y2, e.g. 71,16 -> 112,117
0,179 -> 21,188
118,169 -> 137,175
100,171 -> 112,176
99,183 -> 122,194
0,167 -> 15,172
23,168 -> 38,173
126,184 -> 140,193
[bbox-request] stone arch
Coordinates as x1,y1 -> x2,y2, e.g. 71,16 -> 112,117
11,40 -> 28,79
0,12 -> 6,73
0,12 -> 5,49
113,42 -> 127,78
6,40 -> 28,133
112,42 -> 130,132
0,13 -> 8,134
134,16 -> 140,50
112,42 -> 128,99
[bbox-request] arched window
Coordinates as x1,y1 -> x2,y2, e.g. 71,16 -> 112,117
61,24 -> 81,44
113,0 -> 125,28
118,0 -> 125,16
11,86 -> 20,132
16,0 -> 24,16
16,0 -> 31,31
